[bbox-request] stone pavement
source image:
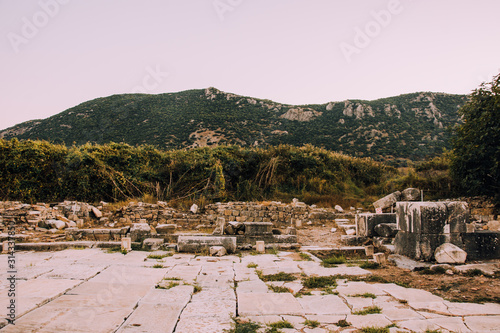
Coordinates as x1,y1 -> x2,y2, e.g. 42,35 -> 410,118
0,249 -> 499,332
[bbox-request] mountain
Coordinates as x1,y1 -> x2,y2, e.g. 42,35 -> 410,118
0,87 -> 467,161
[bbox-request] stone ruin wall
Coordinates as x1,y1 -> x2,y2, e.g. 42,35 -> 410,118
0,200 -> 351,243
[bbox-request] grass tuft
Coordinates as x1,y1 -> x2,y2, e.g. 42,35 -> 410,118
353,306 -> 382,315
302,275 -> 337,288
303,319 -> 320,328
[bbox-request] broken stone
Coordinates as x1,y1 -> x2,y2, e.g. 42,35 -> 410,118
374,223 -> 398,237
209,246 -> 226,257
373,191 -> 401,210
190,203 -> 198,214
434,243 -> 467,264
224,224 -> 235,235
212,217 -> 225,235
46,219 -> 66,230
286,227 -> 297,235
335,205 -> 344,213
91,206 -> 103,218
373,252 -> 387,265
401,188 -> 421,201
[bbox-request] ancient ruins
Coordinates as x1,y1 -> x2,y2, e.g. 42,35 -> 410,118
0,191 -> 499,332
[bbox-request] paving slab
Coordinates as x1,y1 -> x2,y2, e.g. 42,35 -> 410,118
381,307 -> 425,321
429,316 -> 472,332
190,287 -> 235,302
297,295 -> 351,315
464,315 -> 500,332
238,292 -> 304,316
345,314 -> 393,329
336,281 -> 386,296
117,286 -> 193,333
344,296 -> 374,312
304,315 -> 346,324
164,264 -> 202,282
453,263 -> 500,276
444,301 -> 500,316
174,315 -> 233,333
237,280 -> 269,293
39,263 -> 107,280
1,294 -> 135,333
244,315 -> 283,324
298,262 -> 370,276
397,319 -> 442,332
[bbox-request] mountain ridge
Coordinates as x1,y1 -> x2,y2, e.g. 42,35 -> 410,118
0,87 -> 468,162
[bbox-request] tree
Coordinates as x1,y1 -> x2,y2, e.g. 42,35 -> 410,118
451,73 -> 500,201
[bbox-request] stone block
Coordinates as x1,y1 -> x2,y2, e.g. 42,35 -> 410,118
373,252 -> 387,265
373,191 -> 401,210
142,238 -> 164,251
364,245 -> 374,256
434,243 -> 467,264
395,231 -> 445,261
445,201 -> 468,233
462,231 -> 500,260
156,224 -> 176,234
374,223 -> 398,237
177,235 -> 237,253
212,217 -> 225,235
401,188 -> 421,201
357,213 -> 396,237
396,202 -> 447,234
256,241 -> 265,253
244,222 -> 273,236
121,237 -> 132,251
130,223 -> 151,242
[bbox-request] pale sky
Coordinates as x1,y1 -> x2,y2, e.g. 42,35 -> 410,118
1,0 -> 499,129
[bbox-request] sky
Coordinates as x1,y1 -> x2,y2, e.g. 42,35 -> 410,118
1,0 -> 499,130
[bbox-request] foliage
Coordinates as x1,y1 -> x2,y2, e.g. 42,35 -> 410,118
451,73 -> 500,202
302,275 -> 337,288
322,255 -> 346,267
0,140 -> 389,205
268,285 -> 292,293
1,89 -> 467,161
353,306 -> 382,315
267,320 -> 293,329
359,261 -> 381,269
257,271 -> 296,282
226,318 -> 260,333
303,319 -> 320,328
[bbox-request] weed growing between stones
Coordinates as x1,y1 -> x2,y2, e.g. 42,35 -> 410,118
266,247 -> 279,255
360,327 -> 389,333
294,290 -> 312,297
303,319 -> 320,328
322,286 -> 338,295
335,319 -> 351,327
299,252 -> 312,261
321,255 -> 346,267
302,275 -> 337,288
152,264 -> 164,268
353,306 -> 382,315
257,271 -> 297,282
246,263 -> 258,268
225,317 -> 260,333
267,320 -> 293,329
156,281 -> 179,289
147,252 -> 173,259
267,285 -> 291,293
352,293 -> 377,299
359,261 -> 380,269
